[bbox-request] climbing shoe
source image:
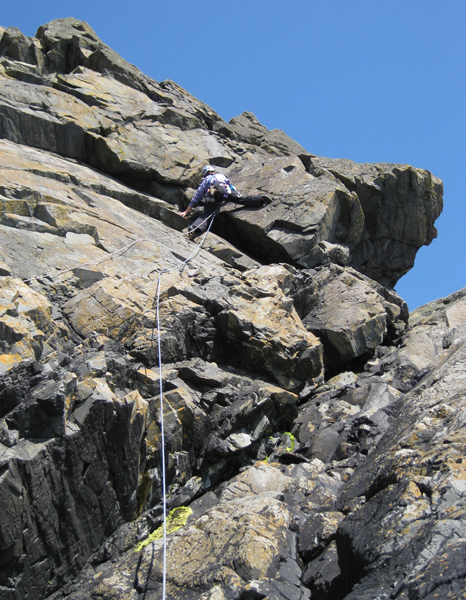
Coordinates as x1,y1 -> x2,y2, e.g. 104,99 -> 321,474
260,195 -> 273,206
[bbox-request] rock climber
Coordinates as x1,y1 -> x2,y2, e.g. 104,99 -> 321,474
178,165 -> 272,239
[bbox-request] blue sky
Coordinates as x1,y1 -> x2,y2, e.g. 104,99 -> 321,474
2,1 -> 465,310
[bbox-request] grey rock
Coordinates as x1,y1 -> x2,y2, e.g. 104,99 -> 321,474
0,27 -> 45,70
0,419 -> 19,447
302,541 -> 344,600
220,110 -> 309,157
311,155 -> 444,286
0,19 -> 442,286
185,490 -> 219,524
299,511 -> 345,562
334,292 -> 466,599
0,17 -> 460,600
177,359 -> 229,388
292,371 -> 404,464
299,264 -> 408,369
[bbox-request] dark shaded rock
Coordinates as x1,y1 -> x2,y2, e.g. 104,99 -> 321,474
0,27 -> 44,69
185,490 -> 219,524
332,302 -> 466,599
201,381 -> 298,468
0,382 -> 147,598
0,360 -> 43,417
292,369 -> 404,465
302,541 -> 344,600
299,511 -> 344,562
394,539 -> 466,600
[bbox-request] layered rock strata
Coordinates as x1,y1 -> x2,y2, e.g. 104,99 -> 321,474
0,17 -> 462,600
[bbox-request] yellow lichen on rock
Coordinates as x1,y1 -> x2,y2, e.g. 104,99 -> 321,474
0,277 -> 64,372
135,506 -> 193,552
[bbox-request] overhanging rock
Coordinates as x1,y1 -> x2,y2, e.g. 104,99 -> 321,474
0,18 -> 443,285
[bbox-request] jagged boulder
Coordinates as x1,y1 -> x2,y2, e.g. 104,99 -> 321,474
0,27 -> 45,70
297,264 -> 408,369
309,156 -> 443,285
0,277 -> 68,374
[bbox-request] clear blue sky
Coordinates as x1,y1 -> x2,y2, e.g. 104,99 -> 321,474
2,1 -> 465,310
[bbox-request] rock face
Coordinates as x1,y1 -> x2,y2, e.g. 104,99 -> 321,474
0,18 -> 442,287
0,17 -> 462,600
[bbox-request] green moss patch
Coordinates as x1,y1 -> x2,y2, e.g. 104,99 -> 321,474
284,432 -> 295,452
263,431 -> 296,462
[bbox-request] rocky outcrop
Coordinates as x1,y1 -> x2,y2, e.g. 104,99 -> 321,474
0,17 -> 461,600
34,289 -> 464,600
0,18 -> 442,287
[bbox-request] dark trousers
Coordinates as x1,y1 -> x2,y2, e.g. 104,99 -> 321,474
190,192 -> 263,236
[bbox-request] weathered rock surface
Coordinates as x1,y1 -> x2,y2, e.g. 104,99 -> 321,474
0,18 -> 442,286
0,16 -> 461,600
39,288 -> 465,600
335,296 -> 466,599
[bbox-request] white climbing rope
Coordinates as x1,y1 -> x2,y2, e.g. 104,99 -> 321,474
155,271 -> 167,600
21,207 -> 218,599
21,210 -> 215,285
145,210 -> 218,599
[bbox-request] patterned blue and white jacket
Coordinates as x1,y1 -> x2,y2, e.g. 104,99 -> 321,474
188,173 -> 232,208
